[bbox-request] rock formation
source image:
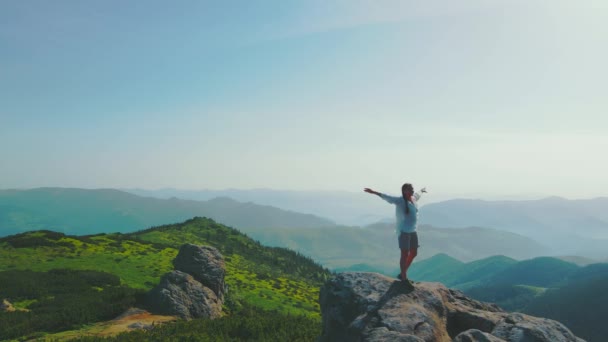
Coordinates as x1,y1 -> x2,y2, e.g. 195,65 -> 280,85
147,244 -> 226,320
172,243 -> 226,301
319,272 -> 585,342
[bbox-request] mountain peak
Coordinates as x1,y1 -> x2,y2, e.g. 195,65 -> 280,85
320,272 -> 584,341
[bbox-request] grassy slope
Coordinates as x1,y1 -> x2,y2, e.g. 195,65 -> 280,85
0,217 -> 331,331
524,273 -> 608,342
407,253 -> 464,282
443,255 -> 518,289
487,257 -> 579,287
408,254 -> 518,289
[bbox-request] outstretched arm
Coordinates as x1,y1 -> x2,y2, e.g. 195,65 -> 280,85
413,187 -> 428,201
364,188 -> 400,204
364,188 -> 381,196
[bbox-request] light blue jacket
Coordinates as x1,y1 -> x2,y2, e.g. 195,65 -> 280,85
379,192 -> 422,235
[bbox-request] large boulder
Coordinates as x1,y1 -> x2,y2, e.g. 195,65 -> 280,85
146,270 -> 222,320
146,244 -> 226,320
319,272 -> 584,342
173,244 -> 226,300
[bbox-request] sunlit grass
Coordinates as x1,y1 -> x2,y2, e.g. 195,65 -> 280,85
0,217 -> 329,320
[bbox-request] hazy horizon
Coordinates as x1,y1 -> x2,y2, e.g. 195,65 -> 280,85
3,185 -> 607,203
2,1 -> 607,198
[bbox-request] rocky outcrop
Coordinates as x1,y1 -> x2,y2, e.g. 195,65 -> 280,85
146,244 -> 226,320
319,272 -> 585,342
172,244 -> 226,300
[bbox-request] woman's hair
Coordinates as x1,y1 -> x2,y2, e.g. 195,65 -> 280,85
401,183 -> 414,215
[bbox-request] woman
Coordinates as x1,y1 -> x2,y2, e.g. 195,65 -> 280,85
364,183 -> 427,286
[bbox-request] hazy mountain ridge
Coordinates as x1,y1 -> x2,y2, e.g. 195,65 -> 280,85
126,189 -> 608,234
243,223 -> 547,272
419,197 -> 608,258
125,188 -> 391,226
125,188 -> 608,259
2,187 -> 606,267
0,188 -> 335,237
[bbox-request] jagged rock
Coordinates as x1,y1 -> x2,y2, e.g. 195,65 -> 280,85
1,299 -> 15,312
454,329 -> 506,342
492,313 -> 583,342
173,244 -> 226,300
319,272 -> 585,342
146,270 -> 222,320
146,244 -> 226,320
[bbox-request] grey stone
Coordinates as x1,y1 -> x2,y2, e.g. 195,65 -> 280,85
319,272 -> 585,342
173,243 -> 226,300
146,244 -> 227,320
492,313 -> 585,342
146,270 -> 222,320
454,329 -> 506,342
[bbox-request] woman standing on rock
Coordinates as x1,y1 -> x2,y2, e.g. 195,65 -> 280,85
364,183 -> 427,287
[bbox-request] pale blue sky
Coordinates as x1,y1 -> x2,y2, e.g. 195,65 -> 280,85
1,0 -> 607,199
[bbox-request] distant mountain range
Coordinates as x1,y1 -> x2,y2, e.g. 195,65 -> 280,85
0,188 -> 559,269
124,190 -> 608,244
419,197 -> 608,258
124,188 -> 391,226
124,189 -> 608,259
4,188 -> 605,265
0,188 -> 334,237
243,223 -> 547,271
408,253 -> 582,290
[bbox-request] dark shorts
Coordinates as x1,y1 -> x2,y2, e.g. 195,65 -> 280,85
398,232 -> 419,250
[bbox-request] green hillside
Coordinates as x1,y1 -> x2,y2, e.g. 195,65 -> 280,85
407,253 -> 464,282
410,254 -> 578,289
0,188 -> 334,237
464,284 -> 546,311
524,272 -> 608,342
487,257 -> 579,287
408,254 -> 517,289
0,217 -> 331,341
444,255 -> 518,289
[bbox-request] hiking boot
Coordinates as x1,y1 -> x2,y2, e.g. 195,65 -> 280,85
402,278 -> 414,289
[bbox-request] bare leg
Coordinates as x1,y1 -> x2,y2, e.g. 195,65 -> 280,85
400,249 -> 409,280
404,248 -> 418,277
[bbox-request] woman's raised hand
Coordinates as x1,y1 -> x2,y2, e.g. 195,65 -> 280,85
364,188 -> 377,195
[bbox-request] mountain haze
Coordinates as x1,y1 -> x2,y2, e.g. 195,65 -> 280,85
126,189 -> 608,259
420,197 -> 608,258
0,188 -> 334,237
243,223 -> 546,272
125,188 -> 391,226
